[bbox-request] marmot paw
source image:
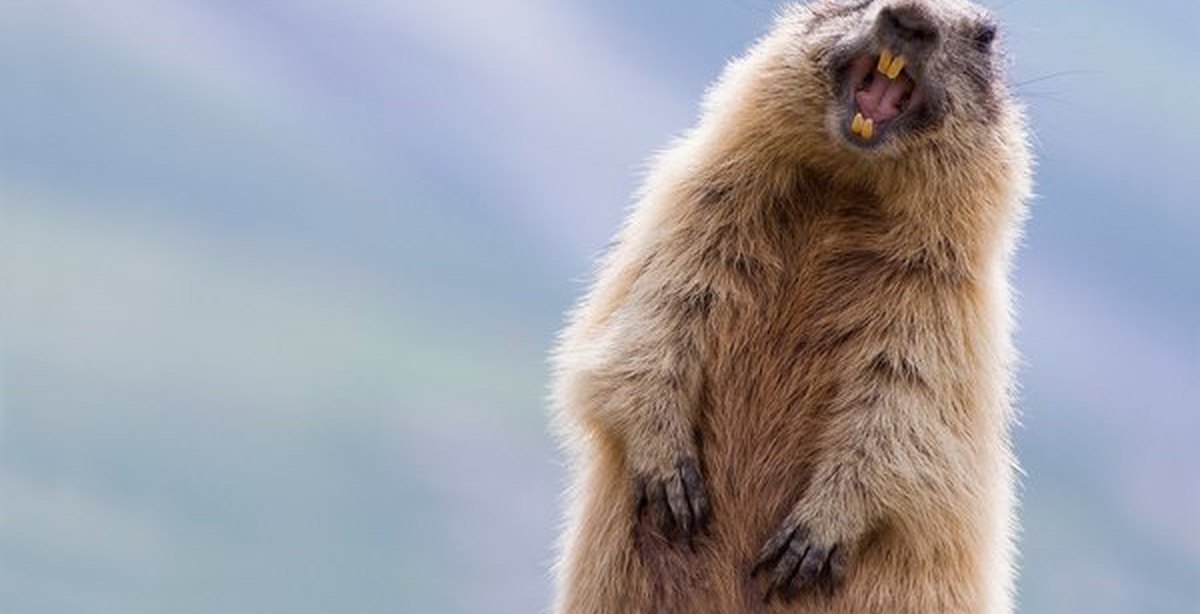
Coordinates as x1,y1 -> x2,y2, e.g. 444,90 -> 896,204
633,457 -> 710,547
752,520 -> 849,602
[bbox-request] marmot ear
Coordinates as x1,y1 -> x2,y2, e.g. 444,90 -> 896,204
973,22 -> 997,52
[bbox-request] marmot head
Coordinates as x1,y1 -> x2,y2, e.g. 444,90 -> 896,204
736,0 -> 1013,163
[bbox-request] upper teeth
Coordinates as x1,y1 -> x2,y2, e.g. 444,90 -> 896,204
877,49 -> 907,80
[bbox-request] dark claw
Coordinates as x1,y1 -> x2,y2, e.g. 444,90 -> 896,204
767,534 -> 806,602
679,459 -> 710,533
793,544 -> 828,591
754,523 -> 798,573
653,481 -> 674,538
634,457 -> 710,546
666,472 -> 693,544
753,522 -> 847,602
818,546 -> 848,595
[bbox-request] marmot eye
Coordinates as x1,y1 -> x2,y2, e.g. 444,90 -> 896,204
973,23 -> 997,51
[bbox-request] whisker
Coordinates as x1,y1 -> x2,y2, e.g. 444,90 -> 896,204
1020,91 -> 1075,107
1013,69 -> 1099,88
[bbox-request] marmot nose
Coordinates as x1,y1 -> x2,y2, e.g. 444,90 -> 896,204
878,5 -> 938,47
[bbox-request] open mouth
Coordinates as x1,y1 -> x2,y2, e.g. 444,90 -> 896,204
842,48 -> 925,145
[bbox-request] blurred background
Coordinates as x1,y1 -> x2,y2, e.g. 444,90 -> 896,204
0,0 -> 1195,612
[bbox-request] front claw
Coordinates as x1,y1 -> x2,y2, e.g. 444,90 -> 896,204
634,457 -> 711,547
752,519 -> 850,602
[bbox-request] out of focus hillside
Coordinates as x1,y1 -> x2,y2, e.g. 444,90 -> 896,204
1,1 -> 1196,613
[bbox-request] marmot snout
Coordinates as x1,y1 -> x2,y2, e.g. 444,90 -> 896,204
829,1 -> 1002,149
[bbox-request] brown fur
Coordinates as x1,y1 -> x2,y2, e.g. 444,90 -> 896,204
550,1 -> 1032,612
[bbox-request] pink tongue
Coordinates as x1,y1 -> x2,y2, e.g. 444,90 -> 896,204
856,75 -> 909,123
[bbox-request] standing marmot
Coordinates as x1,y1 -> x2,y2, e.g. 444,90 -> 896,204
550,1 -> 1032,612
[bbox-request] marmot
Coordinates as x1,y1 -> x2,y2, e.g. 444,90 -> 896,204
550,1 -> 1032,612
